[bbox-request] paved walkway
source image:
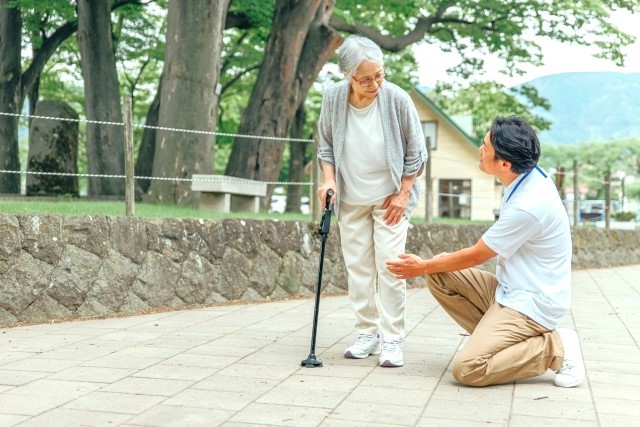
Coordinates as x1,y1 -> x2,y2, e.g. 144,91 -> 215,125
0,265 -> 638,427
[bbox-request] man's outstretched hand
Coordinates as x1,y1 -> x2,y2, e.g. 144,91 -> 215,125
386,253 -> 426,279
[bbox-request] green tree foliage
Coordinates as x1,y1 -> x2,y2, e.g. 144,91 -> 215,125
111,2 -> 165,156
579,139 -> 638,185
13,0 -> 163,177
626,181 -> 640,201
329,0 -> 638,144
331,0 -> 638,72
539,144 -> 577,171
26,2 -> 165,125
537,143 -> 578,195
112,2 -> 165,108
430,81 -> 552,139
577,139 -> 639,225
16,0 -> 82,113
5,0 -> 640,200
11,0 -> 147,113
223,0 -> 640,195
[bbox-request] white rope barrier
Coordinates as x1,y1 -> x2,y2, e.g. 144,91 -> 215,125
0,111 -> 610,191
0,169 -> 312,186
0,111 -> 314,143
0,111 -> 124,127
2,168 -> 612,205
0,167 -> 497,199
430,156 -> 608,185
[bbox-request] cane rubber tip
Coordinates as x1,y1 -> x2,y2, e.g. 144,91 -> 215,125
301,356 -> 323,368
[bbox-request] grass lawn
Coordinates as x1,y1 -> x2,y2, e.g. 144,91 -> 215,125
0,197 -> 312,221
0,196 -> 495,226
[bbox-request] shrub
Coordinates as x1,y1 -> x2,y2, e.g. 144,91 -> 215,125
613,211 -> 636,222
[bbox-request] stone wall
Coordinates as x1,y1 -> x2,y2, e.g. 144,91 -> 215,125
1,214 -> 638,327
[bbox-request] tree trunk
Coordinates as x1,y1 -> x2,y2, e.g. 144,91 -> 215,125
604,169 -> 611,229
284,4 -> 342,213
27,34 -> 40,130
27,77 -> 40,118
292,3 -> 342,117
27,23 -> 42,121
77,0 -> 125,197
0,1 -> 22,193
620,176 -> 625,212
555,166 -> 566,200
135,75 -> 162,196
226,0 -> 339,208
146,0 -> 229,205
285,105 -> 307,213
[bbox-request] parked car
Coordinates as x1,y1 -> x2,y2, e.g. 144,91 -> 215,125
578,200 -> 621,222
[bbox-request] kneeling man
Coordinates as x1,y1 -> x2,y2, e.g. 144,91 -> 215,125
387,116 -> 584,387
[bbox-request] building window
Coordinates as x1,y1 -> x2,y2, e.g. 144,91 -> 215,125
438,179 -> 471,219
422,121 -> 437,151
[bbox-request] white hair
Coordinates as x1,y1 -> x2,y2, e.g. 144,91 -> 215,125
338,35 -> 384,79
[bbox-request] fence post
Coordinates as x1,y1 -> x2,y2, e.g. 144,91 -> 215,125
311,131 -> 321,222
123,96 -> 135,217
425,136 -> 433,223
573,159 -> 578,226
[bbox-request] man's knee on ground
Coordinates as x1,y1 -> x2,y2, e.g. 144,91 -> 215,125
452,354 -> 486,387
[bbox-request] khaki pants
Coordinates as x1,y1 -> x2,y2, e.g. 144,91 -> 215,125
428,268 -> 565,386
338,202 -> 408,341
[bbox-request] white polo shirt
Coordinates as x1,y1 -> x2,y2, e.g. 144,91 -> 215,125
482,166 -> 572,330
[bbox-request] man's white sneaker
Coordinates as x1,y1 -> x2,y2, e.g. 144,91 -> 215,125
554,328 -> 585,388
344,333 -> 381,359
379,339 -> 404,367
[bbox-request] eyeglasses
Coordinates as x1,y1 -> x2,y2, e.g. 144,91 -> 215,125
351,69 -> 386,87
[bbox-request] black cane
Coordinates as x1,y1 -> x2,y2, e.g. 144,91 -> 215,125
301,189 -> 334,368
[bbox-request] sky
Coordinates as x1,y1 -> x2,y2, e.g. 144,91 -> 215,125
414,10 -> 640,88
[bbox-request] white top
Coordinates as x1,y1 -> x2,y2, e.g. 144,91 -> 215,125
482,167 -> 572,330
340,97 -> 396,205
317,80 -> 427,217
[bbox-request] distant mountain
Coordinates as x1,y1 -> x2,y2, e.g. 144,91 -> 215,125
520,72 -> 640,145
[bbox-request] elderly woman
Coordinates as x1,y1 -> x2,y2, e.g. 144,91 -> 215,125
317,35 -> 427,367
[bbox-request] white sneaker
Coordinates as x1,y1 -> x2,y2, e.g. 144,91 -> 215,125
379,339 -> 404,367
554,328 -> 585,387
344,333 -> 381,359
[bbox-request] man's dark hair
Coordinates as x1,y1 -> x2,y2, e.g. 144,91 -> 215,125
490,116 -> 541,174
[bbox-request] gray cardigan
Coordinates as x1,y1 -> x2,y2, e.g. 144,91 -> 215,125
317,80 -> 428,218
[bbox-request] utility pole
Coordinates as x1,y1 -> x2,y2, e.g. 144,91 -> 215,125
425,137 -> 432,223
573,160 -> 578,226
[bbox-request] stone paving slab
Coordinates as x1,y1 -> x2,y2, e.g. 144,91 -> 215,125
0,264 -> 638,427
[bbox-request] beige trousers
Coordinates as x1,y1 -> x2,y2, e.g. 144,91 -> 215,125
338,202 -> 408,341
428,268 -> 565,386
